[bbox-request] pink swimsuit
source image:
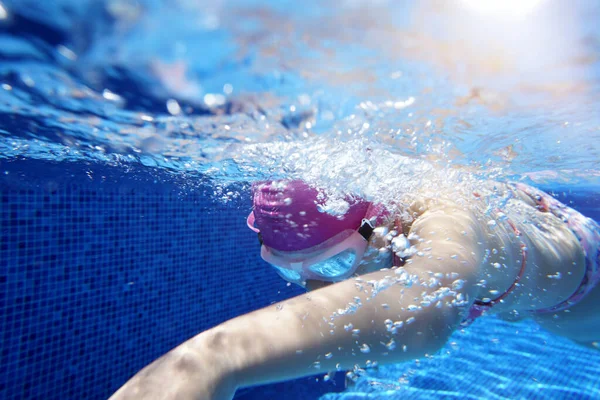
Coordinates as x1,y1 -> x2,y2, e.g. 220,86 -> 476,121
462,183 -> 600,325
513,183 -> 600,313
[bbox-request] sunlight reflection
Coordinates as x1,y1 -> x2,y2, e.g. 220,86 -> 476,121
460,0 -> 545,20
0,2 -> 8,20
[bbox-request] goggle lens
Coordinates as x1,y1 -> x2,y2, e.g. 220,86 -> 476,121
308,249 -> 357,278
271,265 -> 302,282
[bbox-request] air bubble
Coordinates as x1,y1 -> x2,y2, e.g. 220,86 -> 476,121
385,339 -> 396,350
547,272 -> 562,280
452,279 -> 465,290
384,319 -> 393,331
392,236 -> 410,253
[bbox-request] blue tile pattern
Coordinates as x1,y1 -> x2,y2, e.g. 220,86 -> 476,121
0,160 -> 341,400
322,317 -> 600,400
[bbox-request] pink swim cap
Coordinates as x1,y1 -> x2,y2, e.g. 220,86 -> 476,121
249,180 -> 384,252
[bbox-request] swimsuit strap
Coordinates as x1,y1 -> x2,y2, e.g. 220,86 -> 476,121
461,199 -> 528,326
473,215 -> 528,308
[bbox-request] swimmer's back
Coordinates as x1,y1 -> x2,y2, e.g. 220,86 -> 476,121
403,182 -> 590,314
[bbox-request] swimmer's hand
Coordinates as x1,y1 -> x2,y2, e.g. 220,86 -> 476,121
109,331 -> 237,400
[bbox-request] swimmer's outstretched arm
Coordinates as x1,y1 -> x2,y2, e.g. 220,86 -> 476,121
110,207 -> 484,400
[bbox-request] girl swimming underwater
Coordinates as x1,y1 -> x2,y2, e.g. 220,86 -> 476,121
110,179 -> 600,399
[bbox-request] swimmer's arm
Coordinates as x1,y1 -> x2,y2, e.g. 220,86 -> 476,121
109,207 -> 484,399
217,207 -> 484,390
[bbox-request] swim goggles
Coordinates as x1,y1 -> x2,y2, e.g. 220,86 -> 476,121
247,209 -> 379,286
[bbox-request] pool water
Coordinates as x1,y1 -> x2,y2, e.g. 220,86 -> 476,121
1,0 -> 599,399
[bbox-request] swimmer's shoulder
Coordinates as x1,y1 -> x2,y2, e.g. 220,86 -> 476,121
398,179 -> 552,230
399,181 -> 538,233
403,194 -> 481,233
404,185 -> 480,219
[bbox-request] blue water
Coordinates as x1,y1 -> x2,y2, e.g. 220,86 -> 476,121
1,0 -> 600,399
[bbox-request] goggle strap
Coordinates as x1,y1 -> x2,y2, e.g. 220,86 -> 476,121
359,201 -> 389,241
358,218 -> 374,241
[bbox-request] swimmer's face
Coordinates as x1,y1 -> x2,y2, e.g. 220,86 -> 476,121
264,219 -> 396,291
304,232 -> 394,291
305,253 -> 393,291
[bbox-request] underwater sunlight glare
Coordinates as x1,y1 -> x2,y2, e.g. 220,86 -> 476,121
459,0 -> 545,19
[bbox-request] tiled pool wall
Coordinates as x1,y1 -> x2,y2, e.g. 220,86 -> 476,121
0,160 -> 346,400
1,160 -> 599,400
